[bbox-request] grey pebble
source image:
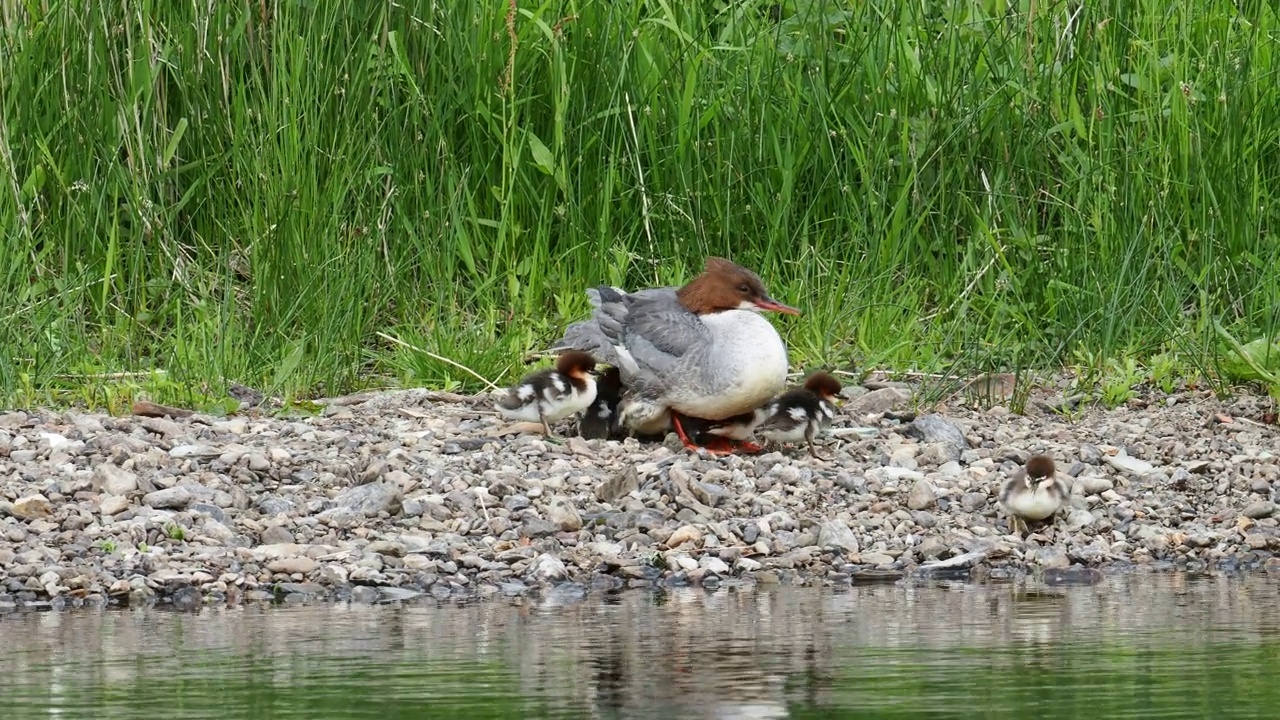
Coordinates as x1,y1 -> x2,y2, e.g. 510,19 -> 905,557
0,383 -> 1272,607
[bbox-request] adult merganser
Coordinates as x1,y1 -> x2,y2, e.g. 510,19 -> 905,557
998,454 -> 1070,535
494,351 -> 598,436
753,371 -> 842,459
551,257 -> 799,455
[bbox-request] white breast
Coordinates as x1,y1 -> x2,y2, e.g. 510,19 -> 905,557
1002,485 -> 1064,520
542,379 -> 598,422
667,310 -> 789,419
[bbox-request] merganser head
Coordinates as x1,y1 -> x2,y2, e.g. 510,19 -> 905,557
676,257 -> 801,316
554,350 -> 597,381
802,371 -> 843,402
1025,454 -> 1056,480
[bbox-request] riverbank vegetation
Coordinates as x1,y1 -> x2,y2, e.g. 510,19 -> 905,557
1,0 -> 1277,411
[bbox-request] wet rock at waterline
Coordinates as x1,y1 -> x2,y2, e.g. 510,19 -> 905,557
0,382 -> 1278,610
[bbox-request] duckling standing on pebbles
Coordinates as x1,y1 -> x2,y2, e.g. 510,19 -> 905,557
578,366 -> 623,440
752,371 -> 843,459
999,454 -> 1070,535
495,351 -> 598,436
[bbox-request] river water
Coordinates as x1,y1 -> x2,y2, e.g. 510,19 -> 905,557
2,572 -> 1277,719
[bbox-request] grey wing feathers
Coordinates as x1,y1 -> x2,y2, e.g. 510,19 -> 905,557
620,297 -> 710,375
547,285 -> 704,384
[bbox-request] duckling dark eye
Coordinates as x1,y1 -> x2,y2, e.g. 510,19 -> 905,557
736,283 -> 751,293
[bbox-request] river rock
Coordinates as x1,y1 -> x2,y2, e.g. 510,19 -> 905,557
143,487 -> 193,509
817,520 -> 859,553
12,494 -> 53,520
1242,501 -> 1276,519
906,479 -> 936,510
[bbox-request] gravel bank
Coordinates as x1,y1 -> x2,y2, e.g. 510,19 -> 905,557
2,380 -> 1278,611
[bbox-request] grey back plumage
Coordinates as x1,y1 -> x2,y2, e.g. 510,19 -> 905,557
550,284 -> 711,394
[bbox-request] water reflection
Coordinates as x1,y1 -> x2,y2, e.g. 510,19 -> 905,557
2,572 -> 1279,719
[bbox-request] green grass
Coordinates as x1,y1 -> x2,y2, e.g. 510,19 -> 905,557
1,0 -> 1278,412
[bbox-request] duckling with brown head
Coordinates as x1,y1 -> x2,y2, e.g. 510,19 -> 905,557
998,454 -> 1070,535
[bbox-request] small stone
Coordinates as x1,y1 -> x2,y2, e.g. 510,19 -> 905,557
1074,476 -> 1114,496
816,520 -> 859,554
904,414 -> 968,454
1066,509 -> 1095,530
367,541 -> 406,558
527,553 -> 568,583
1242,501 -> 1276,520
916,537 -> 947,559
906,479 -> 936,510
548,498 -> 583,532
257,496 -> 296,516
667,525 -> 703,548
260,526 -> 295,545
994,447 -> 1028,464
845,387 -> 911,417
12,494 -> 53,520
861,552 -> 894,566
266,557 -> 319,575
92,464 -> 138,496
596,467 -> 639,502
1105,453 -> 1154,476
143,487 -> 193,510
699,556 -> 730,575
332,482 -> 402,517
1029,546 -> 1071,569
912,511 -> 938,529
520,519 -> 560,539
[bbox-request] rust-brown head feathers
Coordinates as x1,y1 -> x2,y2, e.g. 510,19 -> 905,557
802,371 -> 842,399
554,350 -> 596,378
1025,454 -> 1056,479
675,257 -> 800,316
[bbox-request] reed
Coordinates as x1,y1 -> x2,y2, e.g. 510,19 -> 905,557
1,0 -> 1276,409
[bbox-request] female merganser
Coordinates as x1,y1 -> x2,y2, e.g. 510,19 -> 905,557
551,257 -> 799,455
753,371 -> 842,459
998,454 -> 1070,535
495,351 -> 598,436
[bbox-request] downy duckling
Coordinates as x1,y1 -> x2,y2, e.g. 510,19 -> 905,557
999,454 -> 1070,535
578,366 -> 623,440
698,407 -> 770,454
495,351 -> 598,436
753,371 -> 843,459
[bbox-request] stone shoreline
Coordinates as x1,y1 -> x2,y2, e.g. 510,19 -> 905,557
1,379 -> 1278,611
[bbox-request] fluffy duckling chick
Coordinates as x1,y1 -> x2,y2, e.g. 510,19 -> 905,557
578,366 -> 623,440
753,371 -> 842,459
701,408 -> 769,453
999,454 -> 1070,535
496,351 -> 598,436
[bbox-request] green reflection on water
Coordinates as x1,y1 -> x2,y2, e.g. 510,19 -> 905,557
2,575 -> 1279,719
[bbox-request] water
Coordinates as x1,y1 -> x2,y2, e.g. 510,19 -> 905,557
2,572 -> 1278,719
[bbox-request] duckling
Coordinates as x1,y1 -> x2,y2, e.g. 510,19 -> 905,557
495,351 -> 598,436
699,407 -> 769,454
999,454 -> 1070,535
578,366 -> 623,440
753,371 -> 843,459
